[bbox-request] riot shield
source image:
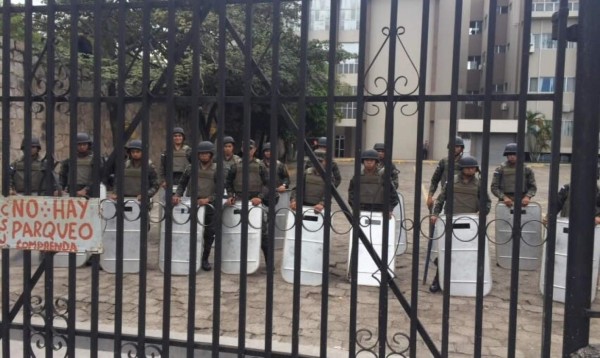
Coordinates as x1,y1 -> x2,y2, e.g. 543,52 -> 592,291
221,202 -> 262,274
100,198 -> 143,273
495,202 -> 543,270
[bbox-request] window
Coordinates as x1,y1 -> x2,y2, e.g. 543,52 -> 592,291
494,44 -> 509,54
467,56 -> 482,70
337,43 -> 359,74
466,90 -> 481,106
492,83 -> 508,93
532,33 -> 578,49
335,135 -> 345,158
338,101 -> 357,119
529,77 -> 575,92
469,21 -> 482,35
339,0 -> 360,30
532,0 -> 578,12
497,5 -> 509,14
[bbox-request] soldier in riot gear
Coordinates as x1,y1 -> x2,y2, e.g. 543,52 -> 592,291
108,139 -> 159,201
221,136 -> 242,172
427,136 -> 465,210
305,137 -> 342,188
490,143 -> 537,207
173,141 -> 219,271
428,156 -> 491,292
290,150 -> 329,213
10,137 -> 60,195
373,143 -> 399,190
159,127 -> 191,189
348,149 -> 399,213
59,132 -> 103,198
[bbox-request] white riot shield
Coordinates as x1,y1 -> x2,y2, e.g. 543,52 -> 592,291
154,186 -> 177,241
495,202 -> 542,270
54,184 -> 106,268
275,191 -> 292,249
221,202 -> 262,274
435,215 -> 492,297
393,192 -> 408,255
281,207 -> 324,286
100,198 -> 143,273
159,199 -> 205,275
347,211 -> 396,287
539,219 -> 600,303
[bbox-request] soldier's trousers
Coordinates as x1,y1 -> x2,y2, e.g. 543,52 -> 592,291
202,204 -> 215,261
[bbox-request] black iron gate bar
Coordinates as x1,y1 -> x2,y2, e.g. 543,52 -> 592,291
1,0 -> 599,357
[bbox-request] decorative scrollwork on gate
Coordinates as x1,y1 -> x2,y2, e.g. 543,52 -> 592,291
356,328 -> 410,357
27,296 -> 70,355
122,342 -> 163,358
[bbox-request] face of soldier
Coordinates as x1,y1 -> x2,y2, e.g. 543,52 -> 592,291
223,143 -> 234,157
363,159 -> 378,172
248,146 -> 256,159
454,145 -> 463,157
507,154 -> 517,165
198,152 -> 212,165
263,149 -> 271,160
27,146 -> 40,157
376,150 -> 384,160
129,149 -> 142,161
462,167 -> 477,178
173,133 -> 184,146
77,143 -> 89,154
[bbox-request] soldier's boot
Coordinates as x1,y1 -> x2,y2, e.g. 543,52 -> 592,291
429,272 -> 441,293
201,251 -> 212,271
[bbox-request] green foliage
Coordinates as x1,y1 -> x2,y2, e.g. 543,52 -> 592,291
526,110 -> 552,162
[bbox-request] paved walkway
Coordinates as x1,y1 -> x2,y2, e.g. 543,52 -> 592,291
3,161 -> 600,357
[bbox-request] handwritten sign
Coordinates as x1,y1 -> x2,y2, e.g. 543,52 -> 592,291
0,196 -> 103,253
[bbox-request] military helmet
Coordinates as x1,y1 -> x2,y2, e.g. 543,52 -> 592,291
447,136 -> 465,149
458,155 -> 479,169
315,149 -> 326,162
262,142 -> 271,152
503,143 -> 518,156
318,137 -> 327,147
126,139 -> 143,151
173,127 -> 185,137
21,137 -> 42,150
77,132 -> 92,144
361,149 -> 380,161
373,143 -> 385,151
247,139 -> 256,148
223,136 -> 235,145
197,141 -> 215,155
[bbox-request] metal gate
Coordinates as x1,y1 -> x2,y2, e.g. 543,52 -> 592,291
1,0 -> 599,357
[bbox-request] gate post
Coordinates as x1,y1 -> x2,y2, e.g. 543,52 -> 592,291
562,0 -> 600,356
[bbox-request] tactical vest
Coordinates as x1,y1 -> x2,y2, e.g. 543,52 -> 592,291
223,155 -> 241,172
441,157 -> 461,189
123,161 -> 142,197
14,159 -> 44,193
500,165 -> 527,195
173,146 -> 190,173
452,176 -> 479,214
304,171 -> 325,205
234,161 -> 262,194
359,172 -> 384,206
76,155 -> 94,187
191,163 -> 216,199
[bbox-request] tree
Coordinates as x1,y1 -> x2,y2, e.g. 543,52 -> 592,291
526,110 -> 552,162
26,1 -> 352,155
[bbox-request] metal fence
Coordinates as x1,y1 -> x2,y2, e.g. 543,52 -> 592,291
1,0 -> 599,357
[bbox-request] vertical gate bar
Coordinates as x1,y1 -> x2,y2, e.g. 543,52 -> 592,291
291,0 -> 312,354
562,0 -> 600,355
67,0 -> 81,355
348,0 -> 369,355
114,0 -> 127,352
90,0 -> 104,355
161,0 -> 176,356
441,0 -> 464,355
266,1 -> 281,356
235,1 -> 250,356
410,0 -> 432,355
320,0 -> 338,355
137,0 -> 152,352
1,0 -> 12,347
379,0 -> 400,356
541,0 -> 567,356
44,1 -> 57,356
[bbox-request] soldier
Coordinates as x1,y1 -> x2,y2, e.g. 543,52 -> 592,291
159,127 -> 191,190
373,142 -> 399,190
348,149 -> 399,213
173,141 -> 218,271
426,136 -> 464,210
306,137 -> 342,188
490,143 -> 537,207
290,150 -> 328,213
221,136 -> 242,172
10,137 -> 60,196
59,132 -> 103,198
108,139 -> 159,201
429,156 -> 491,292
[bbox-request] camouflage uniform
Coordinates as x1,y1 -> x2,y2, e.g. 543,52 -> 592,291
377,161 -> 400,190
556,183 -> 600,218
434,172 -> 491,216
306,156 -> 341,188
348,167 -> 399,212
59,152 -> 103,197
159,144 -> 191,186
111,159 -> 160,199
490,161 -> 537,201
10,154 -> 57,195
428,155 -> 462,198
